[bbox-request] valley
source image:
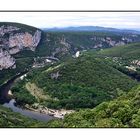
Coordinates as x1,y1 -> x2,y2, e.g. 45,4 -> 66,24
1,22 -> 140,127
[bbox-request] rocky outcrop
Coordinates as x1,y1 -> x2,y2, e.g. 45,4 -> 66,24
9,46 -> 20,55
25,103 -> 75,119
0,24 -> 42,70
9,30 -> 41,51
60,36 -> 71,48
0,49 -> 15,70
32,30 -> 42,48
0,25 -> 19,36
93,36 -> 133,49
51,71 -> 60,79
131,60 -> 140,66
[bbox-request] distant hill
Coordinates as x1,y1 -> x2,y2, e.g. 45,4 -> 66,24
43,26 -> 140,34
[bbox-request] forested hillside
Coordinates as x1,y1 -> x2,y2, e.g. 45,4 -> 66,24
95,43 -> 140,82
11,54 -> 138,109
47,85 -> 140,128
38,31 -> 140,58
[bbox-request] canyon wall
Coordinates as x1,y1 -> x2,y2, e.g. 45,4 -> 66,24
0,25 -> 41,70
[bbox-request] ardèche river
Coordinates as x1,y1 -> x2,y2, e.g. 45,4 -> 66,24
0,72 -> 55,122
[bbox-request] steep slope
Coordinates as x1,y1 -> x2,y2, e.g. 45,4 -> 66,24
46,85 -> 140,128
12,54 -> 138,109
38,31 -> 140,59
0,22 -> 42,85
0,22 -> 41,70
1,25 -> 140,86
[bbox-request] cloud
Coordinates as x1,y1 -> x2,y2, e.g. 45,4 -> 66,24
0,12 -> 139,29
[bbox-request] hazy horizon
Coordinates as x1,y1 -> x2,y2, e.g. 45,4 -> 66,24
42,25 -> 140,30
0,12 -> 140,30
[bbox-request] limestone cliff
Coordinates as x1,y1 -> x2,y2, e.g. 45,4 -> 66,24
0,24 -> 42,70
9,30 -> 41,52
0,49 -> 15,70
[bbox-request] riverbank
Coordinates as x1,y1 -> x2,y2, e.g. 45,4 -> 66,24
0,71 -> 74,120
24,103 -> 75,119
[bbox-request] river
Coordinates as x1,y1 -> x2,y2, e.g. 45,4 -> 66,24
0,72 -> 55,122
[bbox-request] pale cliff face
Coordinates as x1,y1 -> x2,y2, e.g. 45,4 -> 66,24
9,30 -> 41,51
0,49 -> 15,70
0,25 -> 42,70
0,25 -> 20,36
9,32 -> 33,48
33,30 -> 42,48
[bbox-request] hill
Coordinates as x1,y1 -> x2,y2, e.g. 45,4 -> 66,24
12,54 -> 138,109
43,26 -> 140,34
36,31 -> 140,58
96,43 -> 140,81
46,85 -> 140,128
98,42 -> 140,59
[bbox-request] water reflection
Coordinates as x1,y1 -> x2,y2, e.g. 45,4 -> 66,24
3,99 -> 54,122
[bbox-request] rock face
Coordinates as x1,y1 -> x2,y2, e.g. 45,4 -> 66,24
93,36 -> 133,49
0,49 -> 15,70
0,25 -> 20,36
0,24 -> 42,70
9,30 -> 41,52
44,32 -> 140,59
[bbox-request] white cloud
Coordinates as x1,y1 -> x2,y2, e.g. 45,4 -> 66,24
0,12 -> 139,29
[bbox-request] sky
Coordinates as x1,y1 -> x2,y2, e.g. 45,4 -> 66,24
0,12 -> 140,29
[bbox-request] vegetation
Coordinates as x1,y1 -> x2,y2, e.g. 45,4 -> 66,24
0,104 -> 48,128
98,43 -> 140,59
47,85 -> 140,128
35,31 -> 140,59
0,56 -> 33,86
12,80 -> 37,106
12,54 -> 137,109
1,24 -> 140,128
95,43 -> 140,81
0,22 -> 40,86
1,30 -> 140,86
